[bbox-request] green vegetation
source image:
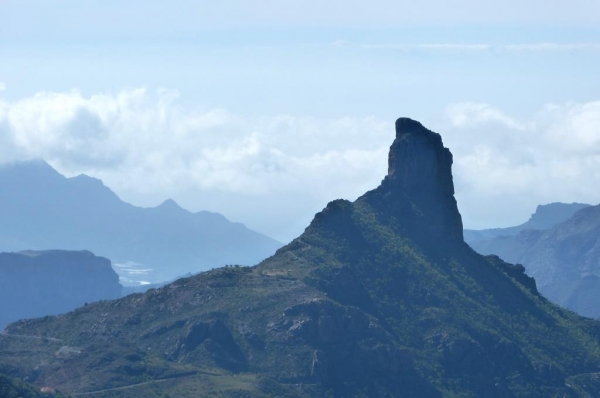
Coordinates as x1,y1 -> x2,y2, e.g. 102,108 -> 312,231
0,374 -> 63,397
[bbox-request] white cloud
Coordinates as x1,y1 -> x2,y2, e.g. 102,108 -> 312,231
503,43 -> 600,52
0,88 -> 392,240
363,43 -> 600,54
443,101 -> 600,228
2,88 -> 600,239
445,102 -> 529,130
362,44 -> 491,52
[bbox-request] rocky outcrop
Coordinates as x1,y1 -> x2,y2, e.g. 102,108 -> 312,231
377,118 -> 464,243
173,319 -> 247,372
0,250 -> 122,329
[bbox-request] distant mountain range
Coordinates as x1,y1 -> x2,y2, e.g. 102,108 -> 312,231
464,202 -> 590,246
465,202 -> 600,318
0,250 -> 121,330
0,161 -> 282,283
5,119 -> 600,396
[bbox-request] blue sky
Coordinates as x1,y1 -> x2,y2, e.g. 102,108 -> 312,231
2,1 -> 600,241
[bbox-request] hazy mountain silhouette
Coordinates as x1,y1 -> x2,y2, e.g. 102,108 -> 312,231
3,119 -> 600,397
0,250 -> 121,329
465,203 -> 600,318
0,160 -> 282,283
464,202 -> 590,247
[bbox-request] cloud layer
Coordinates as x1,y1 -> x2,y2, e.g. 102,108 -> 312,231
0,89 -> 391,240
443,101 -> 600,227
362,43 -> 600,53
1,88 -> 600,239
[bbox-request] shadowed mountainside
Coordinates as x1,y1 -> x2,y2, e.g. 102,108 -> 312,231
3,119 -> 600,397
0,250 -> 122,330
0,161 -> 282,283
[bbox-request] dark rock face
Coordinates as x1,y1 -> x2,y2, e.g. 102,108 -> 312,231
380,118 -> 463,243
0,250 -> 121,329
387,119 -> 455,198
174,319 -> 247,372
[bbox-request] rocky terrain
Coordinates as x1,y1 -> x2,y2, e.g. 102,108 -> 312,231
0,161 -> 282,283
2,118 -> 600,397
0,250 -> 122,329
465,203 -> 600,318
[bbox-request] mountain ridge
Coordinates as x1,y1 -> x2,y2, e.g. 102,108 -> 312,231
3,118 -> 600,397
464,202 -> 600,318
0,161 -> 282,283
464,202 -> 591,244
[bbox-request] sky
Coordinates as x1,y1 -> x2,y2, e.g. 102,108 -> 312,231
1,1 -> 600,242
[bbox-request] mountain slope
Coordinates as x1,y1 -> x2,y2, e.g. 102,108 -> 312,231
0,161 -> 282,283
2,118 -> 600,397
516,205 -> 600,318
0,374 -> 63,398
465,203 -> 600,318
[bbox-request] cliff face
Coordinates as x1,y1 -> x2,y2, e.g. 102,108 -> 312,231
0,250 -> 122,329
379,118 -> 463,242
3,119 -> 600,397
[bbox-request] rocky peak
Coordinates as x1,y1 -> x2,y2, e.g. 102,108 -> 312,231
377,117 -> 463,242
156,199 -> 187,213
387,118 -> 454,196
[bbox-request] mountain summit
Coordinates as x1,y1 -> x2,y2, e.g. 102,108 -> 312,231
3,119 -> 600,397
381,118 -> 463,242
